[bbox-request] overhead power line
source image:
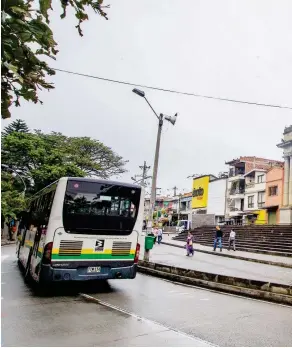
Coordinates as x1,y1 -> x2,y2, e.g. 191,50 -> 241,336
54,68 -> 292,110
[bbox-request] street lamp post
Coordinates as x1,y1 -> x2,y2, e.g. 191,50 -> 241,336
133,88 -> 177,261
1,164 -> 26,197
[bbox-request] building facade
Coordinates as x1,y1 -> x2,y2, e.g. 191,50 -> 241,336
277,125 -> 292,224
225,156 -> 283,224
191,175 -> 227,227
178,193 -> 192,221
243,169 -> 267,224
265,167 -> 284,224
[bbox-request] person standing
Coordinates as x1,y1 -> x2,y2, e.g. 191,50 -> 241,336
228,229 -> 236,251
152,226 -> 158,244
186,232 -> 194,256
213,225 -> 223,252
157,227 -> 163,244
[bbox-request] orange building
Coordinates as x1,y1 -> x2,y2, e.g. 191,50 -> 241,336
265,166 -> 284,224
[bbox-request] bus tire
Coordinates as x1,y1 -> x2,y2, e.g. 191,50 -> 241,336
24,250 -> 32,283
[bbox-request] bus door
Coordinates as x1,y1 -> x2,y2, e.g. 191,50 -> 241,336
30,226 -> 45,281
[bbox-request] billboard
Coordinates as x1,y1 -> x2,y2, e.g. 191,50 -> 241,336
192,176 -> 209,209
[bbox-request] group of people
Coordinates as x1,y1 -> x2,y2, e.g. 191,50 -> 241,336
151,226 -> 163,244
185,225 -> 236,257
213,225 -> 236,252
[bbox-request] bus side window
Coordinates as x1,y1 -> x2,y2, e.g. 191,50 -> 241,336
44,190 -> 55,224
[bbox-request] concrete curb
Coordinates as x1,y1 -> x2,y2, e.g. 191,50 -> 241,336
1,241 -> 16,247
138,261 -> 292,306
161,241 -> 292,269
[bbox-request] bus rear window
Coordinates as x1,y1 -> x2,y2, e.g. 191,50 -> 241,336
63,180 -> 141,235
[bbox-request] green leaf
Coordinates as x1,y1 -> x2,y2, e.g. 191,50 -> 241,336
2,0 -> 110,119
39,0 -> 52,23
4,62 -> 18,74
10,6 -> 30,16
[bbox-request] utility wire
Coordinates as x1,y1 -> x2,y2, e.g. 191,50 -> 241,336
54,68 -> 292,110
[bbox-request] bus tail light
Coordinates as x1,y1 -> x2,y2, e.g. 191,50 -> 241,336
134,243 -> 140,264
43,242 -> 53,264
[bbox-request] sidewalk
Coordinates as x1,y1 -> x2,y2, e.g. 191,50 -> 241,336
1,239 -> 16,246
138,235 -> 292,286
161,234 -> 292,266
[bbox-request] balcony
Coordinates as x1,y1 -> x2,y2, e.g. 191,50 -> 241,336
229,207 -> 243,216
228,174 -> 245,182
245,182 -> 255,189
229,188 -> 245,198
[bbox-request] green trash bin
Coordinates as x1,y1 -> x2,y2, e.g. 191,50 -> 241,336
145,235 -> 155,250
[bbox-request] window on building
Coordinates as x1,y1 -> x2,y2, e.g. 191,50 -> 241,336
269,186 -> 278,196
248,196 -> 254,208
257,175 -> 265,183
258,191 -> 265,208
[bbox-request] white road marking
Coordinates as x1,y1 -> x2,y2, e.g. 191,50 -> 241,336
1,297 -> 3,300
161,278 -> 292,309
1,271 -> 17,274
1,282 -> 6,285
80,293 -> 216,347
200,298 -> 210,301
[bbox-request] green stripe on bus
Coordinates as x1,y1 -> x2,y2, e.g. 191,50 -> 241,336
51,254 -> 135,260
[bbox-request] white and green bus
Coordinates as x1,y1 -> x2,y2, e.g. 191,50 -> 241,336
16,177 -> 144,285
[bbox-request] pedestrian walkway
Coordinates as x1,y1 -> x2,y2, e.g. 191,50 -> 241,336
162,234 -> 292,266
138,236 -> 292,286
1,239 -> 16,246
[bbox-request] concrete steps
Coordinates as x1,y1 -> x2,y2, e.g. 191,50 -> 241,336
173,225 -> 292,257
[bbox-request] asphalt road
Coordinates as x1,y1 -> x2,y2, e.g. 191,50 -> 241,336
2,245 -> 292,347
143,242 -> 292,285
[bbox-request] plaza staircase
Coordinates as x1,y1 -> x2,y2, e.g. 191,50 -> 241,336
172,225 -> 292,257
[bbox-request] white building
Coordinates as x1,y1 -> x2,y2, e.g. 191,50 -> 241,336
244,169 -> 266,210
243,169 -> 266,223
207,177 -> 227,222
277,125 -> 292,223
192,175 -> 227,226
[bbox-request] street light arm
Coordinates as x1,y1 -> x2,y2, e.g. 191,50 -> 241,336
2,164 -> 26,196
16,173 -> 27,196
144,97 -> 159,119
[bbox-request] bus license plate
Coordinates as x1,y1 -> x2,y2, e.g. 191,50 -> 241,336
87,266 -> 101,273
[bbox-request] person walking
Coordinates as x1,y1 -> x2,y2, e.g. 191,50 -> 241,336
228,229 -> 236,251
157,227 -> 163,244
7,216 -> 17,241
213,225 -> 223,252
186,231 -> 194,256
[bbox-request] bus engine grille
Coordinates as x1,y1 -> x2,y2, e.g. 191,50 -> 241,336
59,240 -> 83,256
112,242 -> 131,256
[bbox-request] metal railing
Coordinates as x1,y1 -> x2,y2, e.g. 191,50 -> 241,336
229,188 -> 245,195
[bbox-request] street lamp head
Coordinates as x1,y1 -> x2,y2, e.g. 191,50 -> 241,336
165,113 -> 178,126
132,88 -> 145,98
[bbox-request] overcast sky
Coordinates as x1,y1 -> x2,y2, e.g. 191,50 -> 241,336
3,0 -> 292,195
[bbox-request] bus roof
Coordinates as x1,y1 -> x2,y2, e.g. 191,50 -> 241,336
28,177 -> 142,202
66,177 -> 141,189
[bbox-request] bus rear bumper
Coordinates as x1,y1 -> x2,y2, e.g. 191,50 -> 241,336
39,264 -> 138,283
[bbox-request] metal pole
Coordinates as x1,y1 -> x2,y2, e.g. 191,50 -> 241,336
178,195 -> 181,221
145,114 -> 163,261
